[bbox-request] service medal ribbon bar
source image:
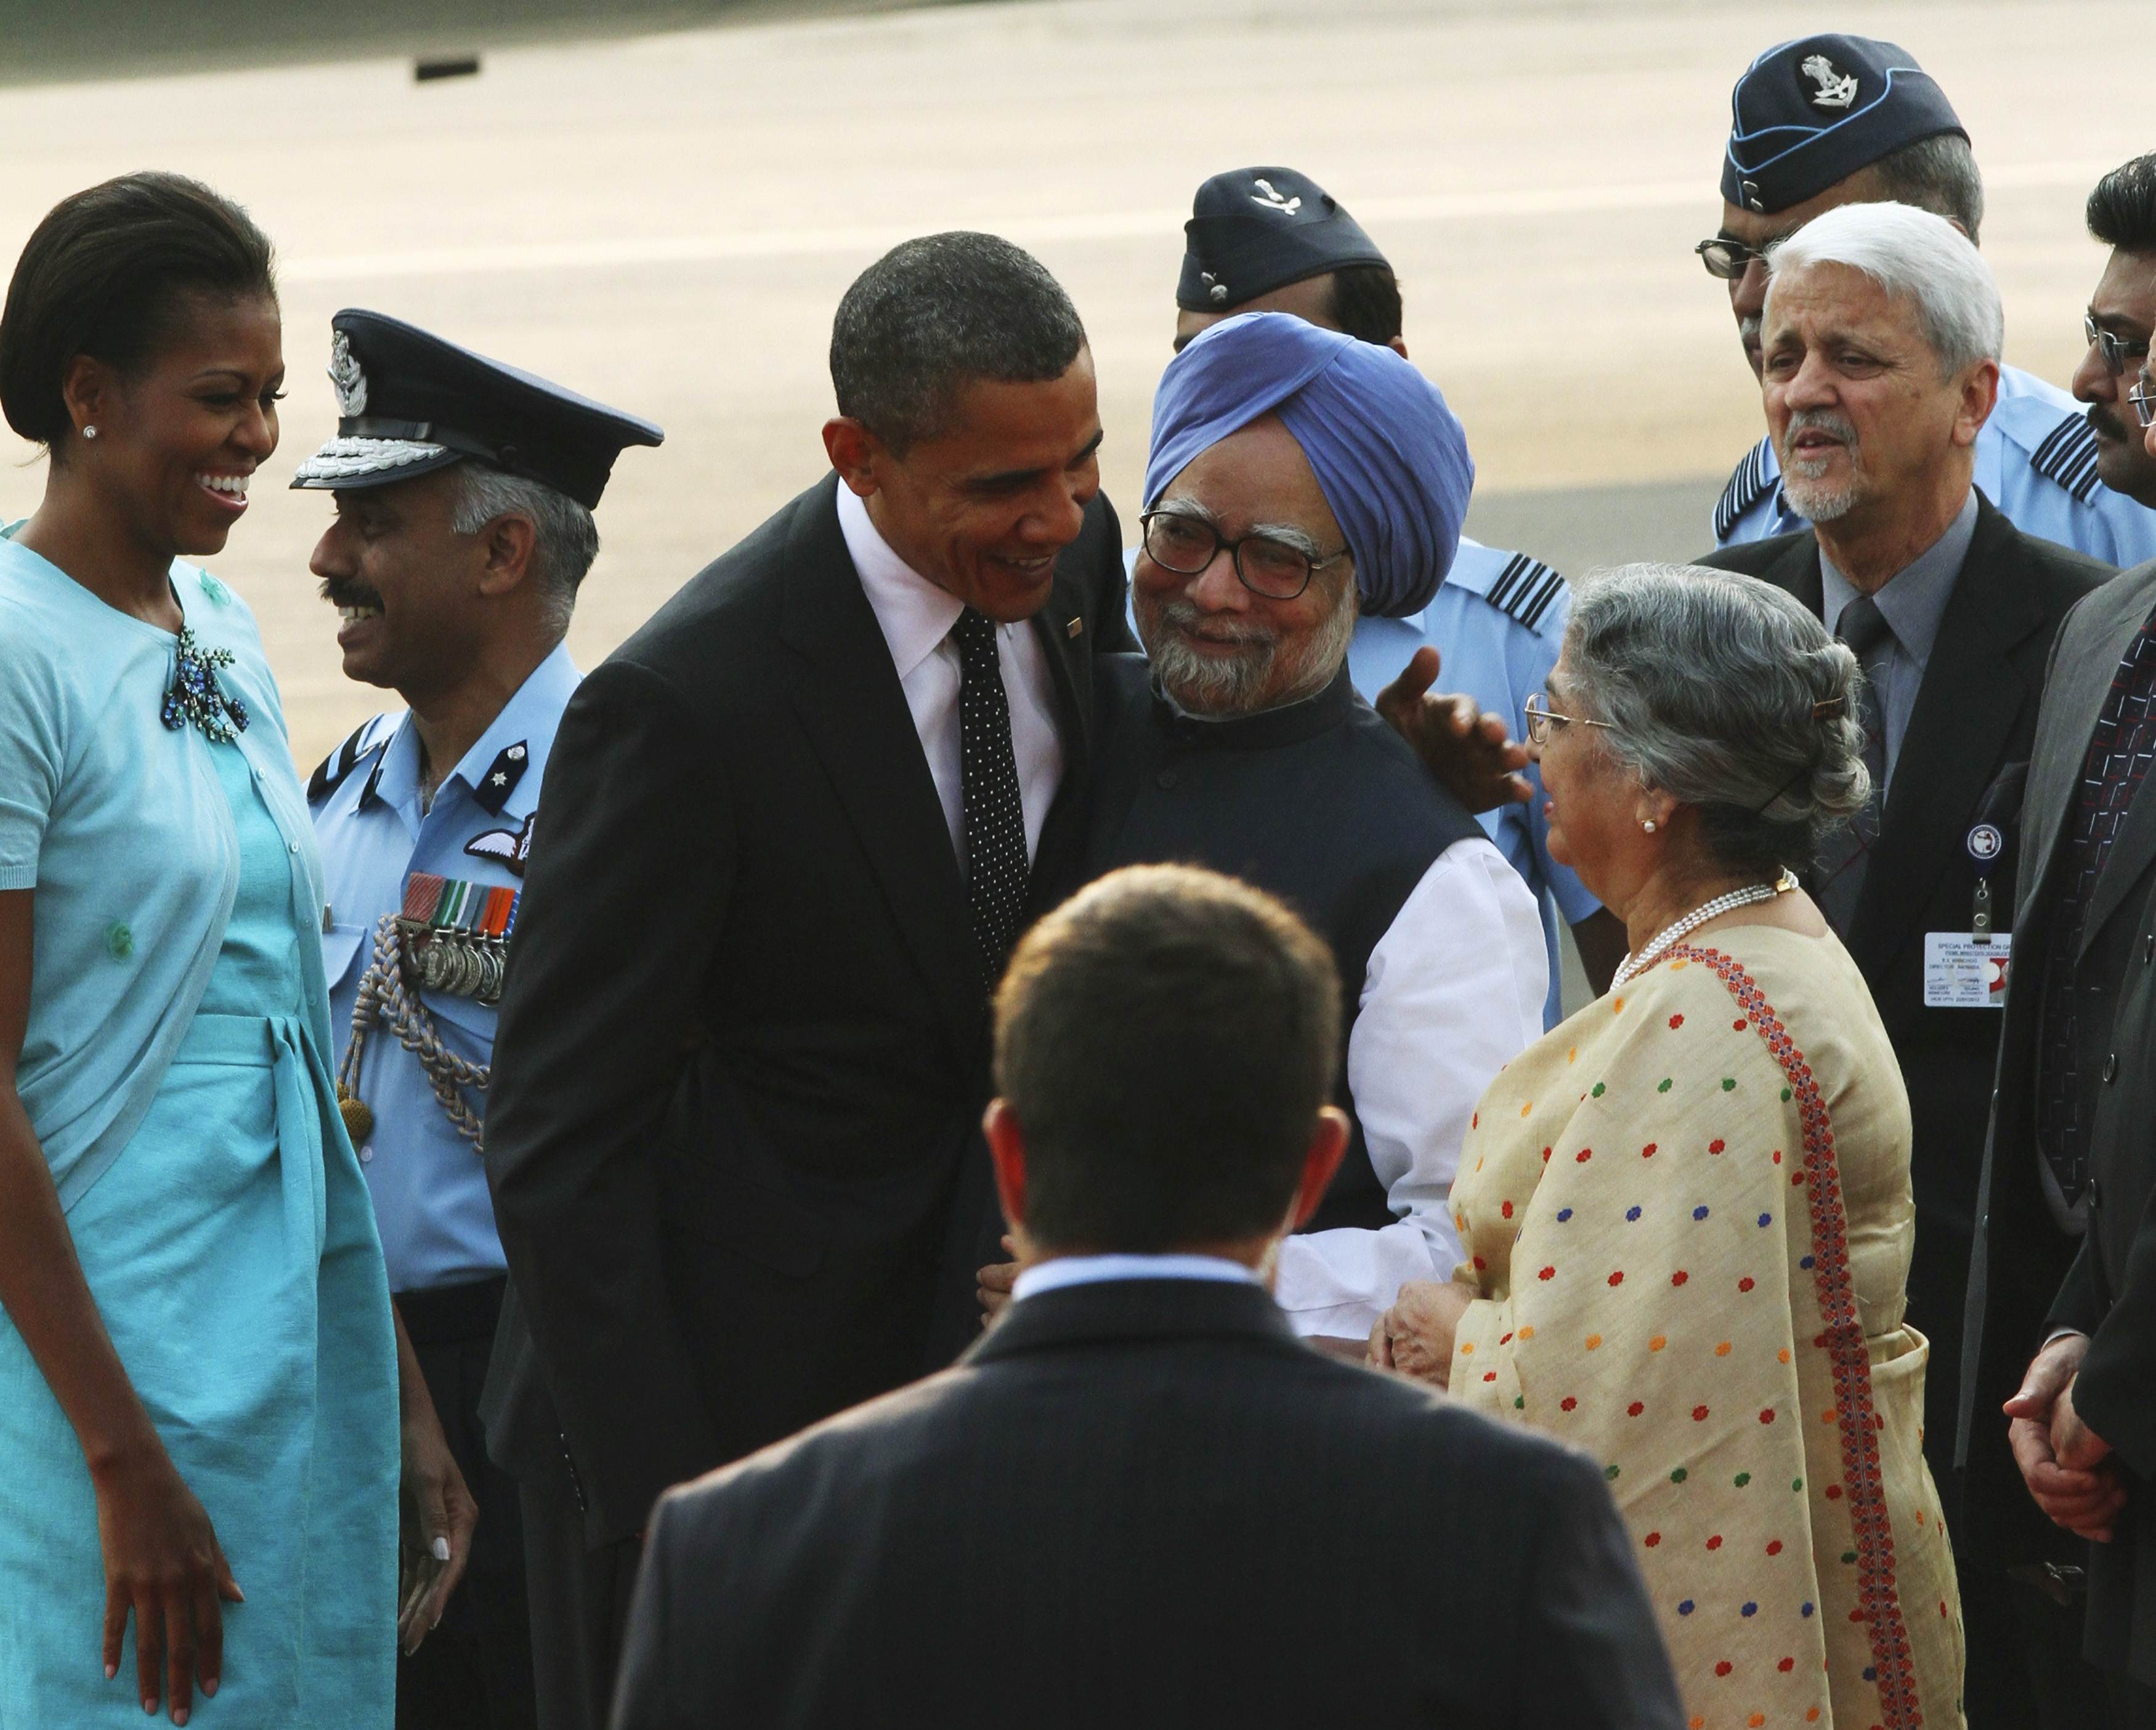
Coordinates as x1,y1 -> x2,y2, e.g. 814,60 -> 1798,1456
398,871 -> 521,1003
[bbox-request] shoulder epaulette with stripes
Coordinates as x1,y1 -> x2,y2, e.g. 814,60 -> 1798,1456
1482,551 -> 1566,633
1712,437 -> 1776,543
2030,412 -> 2104,506
308,716 -> 390,806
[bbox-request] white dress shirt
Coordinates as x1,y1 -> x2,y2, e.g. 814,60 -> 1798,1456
1011,1253 -> 1258,1303
1272,835 -> 1548,1340
838,484 -> 1064,870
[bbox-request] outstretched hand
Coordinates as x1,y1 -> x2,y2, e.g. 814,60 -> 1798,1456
1375,648 -> 1533,815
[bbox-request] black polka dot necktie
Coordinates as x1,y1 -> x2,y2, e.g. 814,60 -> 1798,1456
952,607 -> 1030,983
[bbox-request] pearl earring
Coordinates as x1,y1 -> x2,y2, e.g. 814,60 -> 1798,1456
1642,819 -> 1658,833
82,425 -> 97,440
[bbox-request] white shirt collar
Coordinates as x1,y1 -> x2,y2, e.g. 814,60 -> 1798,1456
836,481 -> 962,681
1011,1252 -> 1259,1303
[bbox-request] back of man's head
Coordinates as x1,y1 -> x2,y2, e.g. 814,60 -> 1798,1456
830,231 -> 1087,455
993,865 -> 1340,1253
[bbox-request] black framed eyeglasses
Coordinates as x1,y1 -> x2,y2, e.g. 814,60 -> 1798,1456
1522,692 -> 1615,746
2086,312 -> 2152,378
1139,509 -> 1348,601
1695,235 -> 1777,280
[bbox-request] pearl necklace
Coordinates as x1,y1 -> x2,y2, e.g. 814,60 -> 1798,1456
1611,869 -> 1798,990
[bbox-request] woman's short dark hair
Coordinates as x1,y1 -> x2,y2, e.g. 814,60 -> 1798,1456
0,171 -> 277,451
992,865 -> 1341,1253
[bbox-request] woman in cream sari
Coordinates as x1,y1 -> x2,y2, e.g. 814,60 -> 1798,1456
1376,565 -> 1963,1729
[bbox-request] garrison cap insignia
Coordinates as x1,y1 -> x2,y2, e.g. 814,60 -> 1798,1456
1177,164 -> 1388,313
1485,552 -> 1566,633
1720,36 -> 1964,216
309,718 -> 389,805
328,329 -> 369,416
464,810 -> 536,879
2031,412 -> 2104,506
1713,437 -> 1777,544
1799,55 -> 1858,110
470,740 -> 530,815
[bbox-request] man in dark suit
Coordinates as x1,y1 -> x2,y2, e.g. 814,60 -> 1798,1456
609,863 -> 1684,1730
478,233 -> 1135,1730
1695,198 -> 2111,1728
1959,156 -> 2156,1727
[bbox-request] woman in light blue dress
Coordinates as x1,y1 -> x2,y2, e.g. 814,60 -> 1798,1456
0,175 -> 395,1724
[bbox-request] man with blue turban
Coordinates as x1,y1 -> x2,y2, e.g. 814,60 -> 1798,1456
976,313 -> 1546,1349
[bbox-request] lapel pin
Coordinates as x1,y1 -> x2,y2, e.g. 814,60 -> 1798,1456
1066,616 -> 1083,639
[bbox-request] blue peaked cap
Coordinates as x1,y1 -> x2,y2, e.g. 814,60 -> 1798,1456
1142,312 -> 1472,619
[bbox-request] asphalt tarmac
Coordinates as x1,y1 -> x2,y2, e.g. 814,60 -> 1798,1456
0,0 -> 2138,773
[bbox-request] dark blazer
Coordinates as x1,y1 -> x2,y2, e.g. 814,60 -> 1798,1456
1700,493 -> 2110,1484
1958,562 -> 2156,1641
479,473 -> 1134,1544
607,1277 -> 1685,1730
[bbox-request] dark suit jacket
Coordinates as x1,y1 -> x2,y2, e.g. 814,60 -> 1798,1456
1957,559 -> 2156,1671
608,1277 -> 1685,1730
1700,494 -> 2110,1486
479,473 -> 1134,1544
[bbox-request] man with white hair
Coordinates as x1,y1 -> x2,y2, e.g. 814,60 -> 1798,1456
1700,198 -> 2111,1726
1703,34 -> 2156,566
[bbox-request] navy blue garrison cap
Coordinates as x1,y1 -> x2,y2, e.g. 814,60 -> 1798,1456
1722,36 -> 1968,216
1177,166 -> 1390,313
291,310 -> 662,510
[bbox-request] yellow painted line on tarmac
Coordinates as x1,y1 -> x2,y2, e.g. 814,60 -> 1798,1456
282,160 -> 2122,284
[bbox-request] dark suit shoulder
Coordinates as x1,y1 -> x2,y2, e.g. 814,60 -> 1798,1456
1692,529 -> 1812,578
1988,511 -> 2116,599
604,477 -> 824,688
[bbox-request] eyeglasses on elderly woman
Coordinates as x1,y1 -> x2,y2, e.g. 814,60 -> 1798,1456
1522,692 -> 1616,746
2130,366 -> 2156,431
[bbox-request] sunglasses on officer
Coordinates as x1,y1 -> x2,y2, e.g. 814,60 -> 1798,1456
1695,234 -> 1789,280
2087,312 -> 2152,379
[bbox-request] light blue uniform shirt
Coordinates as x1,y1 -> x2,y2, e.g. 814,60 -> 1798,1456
1345,538 -> 1600,1028
310,642 -> 579,1293
1713,363 -> 2156,567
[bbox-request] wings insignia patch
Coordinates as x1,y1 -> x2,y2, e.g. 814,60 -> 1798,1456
464,811 -> 535,878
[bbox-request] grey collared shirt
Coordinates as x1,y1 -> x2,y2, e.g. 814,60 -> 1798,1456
1818,489 -> 1979,787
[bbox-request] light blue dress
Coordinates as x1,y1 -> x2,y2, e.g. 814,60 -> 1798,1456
0,557 -> 395,1724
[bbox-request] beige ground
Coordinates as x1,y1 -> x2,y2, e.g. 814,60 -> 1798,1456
0,0 -> 2139,769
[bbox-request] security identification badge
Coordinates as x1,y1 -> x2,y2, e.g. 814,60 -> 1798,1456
1925,820 -> 2009,1009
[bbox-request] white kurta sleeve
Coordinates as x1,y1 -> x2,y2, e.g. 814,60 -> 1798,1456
1271,836 -> 1547,1338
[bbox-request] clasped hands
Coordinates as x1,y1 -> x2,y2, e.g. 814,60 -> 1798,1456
2006,1333 -> 2126,1543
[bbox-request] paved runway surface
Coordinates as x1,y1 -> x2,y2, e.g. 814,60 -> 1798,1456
0,0 -> 2139,770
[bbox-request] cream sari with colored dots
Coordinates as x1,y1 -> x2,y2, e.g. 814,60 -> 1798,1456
1449,924 -> 1964,1730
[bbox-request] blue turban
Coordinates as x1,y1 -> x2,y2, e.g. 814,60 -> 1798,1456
1142,312 -> 1473,618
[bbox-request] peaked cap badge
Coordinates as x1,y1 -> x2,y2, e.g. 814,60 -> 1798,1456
328,329 -> 369,418
1249,177 -> 1302,216
1799,54 -> 1858,111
